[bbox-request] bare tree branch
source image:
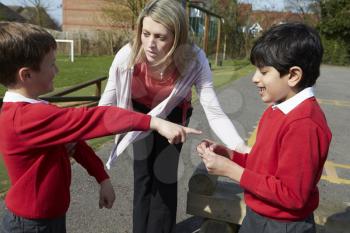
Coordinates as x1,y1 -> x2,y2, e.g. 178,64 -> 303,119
284,0 -> 320,21
103,0 -> 147,29
17,0 -> 60,28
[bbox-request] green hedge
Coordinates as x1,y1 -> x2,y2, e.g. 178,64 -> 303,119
322,36 -> 350,65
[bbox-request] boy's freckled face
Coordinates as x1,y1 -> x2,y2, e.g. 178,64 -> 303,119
251,66 -> 295,104
30,49 -> 59,96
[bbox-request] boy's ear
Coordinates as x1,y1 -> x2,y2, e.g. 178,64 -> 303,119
287,66 -> 302,87
18,67 -> 32,82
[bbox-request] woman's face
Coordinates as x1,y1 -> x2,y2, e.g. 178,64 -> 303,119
141,16 -> 174,65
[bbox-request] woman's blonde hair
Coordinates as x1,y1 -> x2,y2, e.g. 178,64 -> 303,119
129,0 -> 189,68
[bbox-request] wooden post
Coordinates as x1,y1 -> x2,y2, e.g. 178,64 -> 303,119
185,1 -> 190,20
78,33 -> 82,56
203,13 -> 210,54
110,33 -> 114,55
95,80 -> 102,97
223,34 -> 227,60
215,18 -> 222,66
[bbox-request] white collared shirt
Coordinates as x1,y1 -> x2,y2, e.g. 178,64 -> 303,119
3,91 -> 48,104
273,87 -> 315,114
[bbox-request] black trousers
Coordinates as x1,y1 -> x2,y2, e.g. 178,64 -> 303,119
239,207 -> 316,233
1,209 -> 66,233
132,101 -> 192,233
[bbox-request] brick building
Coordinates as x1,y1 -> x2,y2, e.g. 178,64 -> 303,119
61,0 -> 208,32
62,0 -> 132,31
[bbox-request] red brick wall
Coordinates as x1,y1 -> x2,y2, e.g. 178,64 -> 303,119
62,0 -> 130,31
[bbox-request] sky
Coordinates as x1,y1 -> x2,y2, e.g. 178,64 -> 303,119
0,0 -> 62,25
0,0 -> 285,26
238,0 -> 285,11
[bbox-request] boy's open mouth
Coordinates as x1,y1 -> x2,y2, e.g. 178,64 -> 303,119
258,87 -> 266,95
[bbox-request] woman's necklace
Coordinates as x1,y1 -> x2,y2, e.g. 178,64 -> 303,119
147,62 -> 174,82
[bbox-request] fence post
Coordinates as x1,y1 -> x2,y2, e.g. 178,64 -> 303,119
215,18 -> 222,66
95,80 -> 102,97
109,32 -> 114,55
78,33 -> 82,56
203,13 -> 210,54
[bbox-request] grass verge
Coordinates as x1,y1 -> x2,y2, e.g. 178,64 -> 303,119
0,156 -> 9,195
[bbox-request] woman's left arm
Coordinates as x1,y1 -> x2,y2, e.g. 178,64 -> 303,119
194,53 -> 248,152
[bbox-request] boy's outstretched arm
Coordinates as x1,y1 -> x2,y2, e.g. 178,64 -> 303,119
99,179 -> 115,209
150,117 -> 202,144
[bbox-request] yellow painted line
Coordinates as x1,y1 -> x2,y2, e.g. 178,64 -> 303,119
321,175 -> 350,185
324,161 -> 339,179
246,126 -> 350,185
329,162 -> 350,170
322,161 -> 350,185
317,98 -> 350,107
247,126 -> 257,147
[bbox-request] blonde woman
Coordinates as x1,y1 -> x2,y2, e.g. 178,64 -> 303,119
99,0 -> 249,232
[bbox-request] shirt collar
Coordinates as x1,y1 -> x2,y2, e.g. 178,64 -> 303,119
272,87 -> 315,114
3,91 -> 48,104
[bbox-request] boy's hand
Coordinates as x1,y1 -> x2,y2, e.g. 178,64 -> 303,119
150,117 -> 202,144
99,179 -> 115,209
197,139 -> 233,159
197,147 -> 244,182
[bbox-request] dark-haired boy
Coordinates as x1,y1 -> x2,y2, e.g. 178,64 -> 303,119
0,21 -> 200,233
197,23 -> 332,233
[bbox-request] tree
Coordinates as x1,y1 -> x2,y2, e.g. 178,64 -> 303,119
318,0 -> 350,64
319,0 -> 350,43
0,9 -> 4,21
103,0 -> 147,30
18,0 -> 60,29
208,0 -> 244,58
285,0 -> 321,23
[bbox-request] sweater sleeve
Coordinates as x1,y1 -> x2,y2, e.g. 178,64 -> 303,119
239,119 -> 328,210
231,151 -> 248,167
15,104 -> 151,150
194,51 -> 244,150
71,141 -> 109,183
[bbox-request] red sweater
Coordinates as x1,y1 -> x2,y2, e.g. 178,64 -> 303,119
0,102 -> 151,219
233,98 -> 332,221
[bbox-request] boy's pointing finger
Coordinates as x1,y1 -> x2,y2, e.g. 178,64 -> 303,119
184,127 -> 202,135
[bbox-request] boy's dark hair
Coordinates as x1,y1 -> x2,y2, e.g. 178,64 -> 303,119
250,22 -> 323,88
0,22 -> 57,87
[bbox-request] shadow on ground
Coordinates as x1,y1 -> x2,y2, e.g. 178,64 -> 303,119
176,216 -> 204,233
